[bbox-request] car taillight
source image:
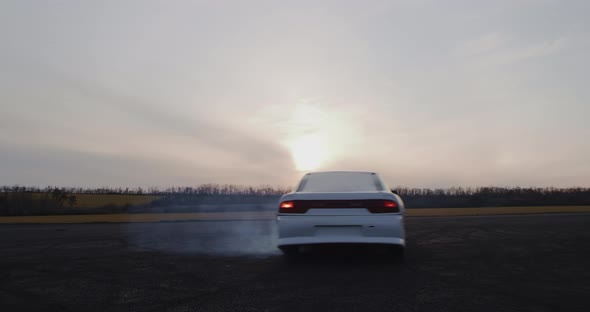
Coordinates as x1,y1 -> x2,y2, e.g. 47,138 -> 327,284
367,200 -> 400,213
279,200 -> 400,213
384,200 -> 397,208
279,201 -> 307,213
280,201 -> 294,209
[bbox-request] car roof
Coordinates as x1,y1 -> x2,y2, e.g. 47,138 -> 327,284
304,171 -> 377,175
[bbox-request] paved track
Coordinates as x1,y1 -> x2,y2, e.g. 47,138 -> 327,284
1,214 -> 589,311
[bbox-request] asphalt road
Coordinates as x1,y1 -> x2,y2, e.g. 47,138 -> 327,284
1,214 -> 589,312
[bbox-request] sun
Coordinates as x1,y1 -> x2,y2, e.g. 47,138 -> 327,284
274,100 -> 347,172
288,133 -> 326,171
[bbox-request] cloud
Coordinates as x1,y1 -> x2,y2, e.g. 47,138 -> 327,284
457,33 -> 568,67
485,37 -> 567,65
456,32 -> 508,56
0,142 -> 296,187
0,67 -> 298,186
1,0 -> 589,188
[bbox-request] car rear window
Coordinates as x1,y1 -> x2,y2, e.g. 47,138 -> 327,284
297,172 -> 386,192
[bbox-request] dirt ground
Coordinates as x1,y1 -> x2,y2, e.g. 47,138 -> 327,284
1,214 -> 589,311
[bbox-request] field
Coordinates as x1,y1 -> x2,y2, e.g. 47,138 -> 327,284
3,192 -> 590,219
1,205 -> 590,224
68,194 -> 161,208
23,193 -> 161,208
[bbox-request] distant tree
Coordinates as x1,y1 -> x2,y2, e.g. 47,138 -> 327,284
67,195 -> 77,208
51,189 -> 68,207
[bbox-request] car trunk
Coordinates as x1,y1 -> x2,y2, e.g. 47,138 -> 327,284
284,192 -> 395,216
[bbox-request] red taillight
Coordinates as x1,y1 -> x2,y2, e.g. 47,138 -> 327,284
280,201 -> 295,209
384,200 -> 397,208
367,200 -> 399,213
279,201 -> 308,213
279,200 -> 399,214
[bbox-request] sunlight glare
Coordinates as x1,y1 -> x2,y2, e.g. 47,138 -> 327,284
288,134 -> 326,171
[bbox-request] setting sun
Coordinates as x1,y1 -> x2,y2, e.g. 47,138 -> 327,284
278,102 -> 333,172
275,101 -> 362,172
288,134 -> 327,171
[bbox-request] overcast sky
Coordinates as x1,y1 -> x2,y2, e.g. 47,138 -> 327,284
1,0 -> 589,188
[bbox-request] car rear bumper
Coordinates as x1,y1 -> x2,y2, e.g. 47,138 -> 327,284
277,214 -> 405,247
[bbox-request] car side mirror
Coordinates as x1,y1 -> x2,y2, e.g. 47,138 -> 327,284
390,189 -> 399,195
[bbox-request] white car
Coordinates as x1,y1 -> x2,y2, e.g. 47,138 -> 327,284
277,171 -> 405,256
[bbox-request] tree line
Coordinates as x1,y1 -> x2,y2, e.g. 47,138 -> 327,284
2,184 -> 589,197
0,184 -> 291,196
394,186 -> 590,208
2,185 -> 590,213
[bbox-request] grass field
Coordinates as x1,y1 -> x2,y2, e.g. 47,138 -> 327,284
71,194 -> 161,208
0,206 -> 589,224
25,193 -> 161,208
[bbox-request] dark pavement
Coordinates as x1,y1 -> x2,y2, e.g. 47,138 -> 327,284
1,214 -> 589,311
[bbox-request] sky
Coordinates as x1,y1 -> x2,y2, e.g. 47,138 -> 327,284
1,0 -> 589,188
